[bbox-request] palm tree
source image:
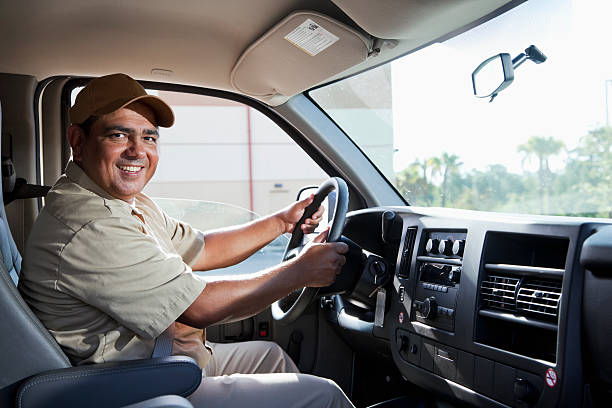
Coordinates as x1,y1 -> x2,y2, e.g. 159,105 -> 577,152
518,136 -> 564,214
419,157 -> 440,205
415,156 -> 440,180
440,153 -> 462,207
395,163 -> 421,204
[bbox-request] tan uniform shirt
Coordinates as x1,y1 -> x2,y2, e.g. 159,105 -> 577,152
18,161 -> 210,367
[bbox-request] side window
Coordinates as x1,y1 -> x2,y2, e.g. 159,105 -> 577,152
144,91 -> 328,274
69,87 -> 328,274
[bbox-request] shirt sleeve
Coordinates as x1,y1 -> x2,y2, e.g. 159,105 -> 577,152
162,212 -> 205,267
57,216 -> 206,339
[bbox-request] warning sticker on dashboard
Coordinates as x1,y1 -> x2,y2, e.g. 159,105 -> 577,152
545,368 -> 558,388
284,18 -> 339,56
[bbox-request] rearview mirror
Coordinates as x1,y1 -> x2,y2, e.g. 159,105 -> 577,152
472,45 -> 547,102
471,53 -> 514,100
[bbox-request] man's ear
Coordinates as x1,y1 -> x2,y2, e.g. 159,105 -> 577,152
67,125 -> 86,163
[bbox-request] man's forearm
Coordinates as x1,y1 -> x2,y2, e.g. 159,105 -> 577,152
192,213 -> 286,271
178,228 -> 347,329
179,260 -> 303,327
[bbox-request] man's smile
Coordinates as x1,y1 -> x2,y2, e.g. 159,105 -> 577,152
116,164 -> 146,175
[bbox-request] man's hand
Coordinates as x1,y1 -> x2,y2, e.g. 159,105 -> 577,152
180,227 -> 350,328
193,194 -> 326,272
292,228 -> 349,287
276,194 -> 325,235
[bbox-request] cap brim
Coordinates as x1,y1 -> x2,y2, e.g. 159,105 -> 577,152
93,95 -> 175,127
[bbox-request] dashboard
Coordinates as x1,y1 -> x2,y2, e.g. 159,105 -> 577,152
323,207 -> 612,408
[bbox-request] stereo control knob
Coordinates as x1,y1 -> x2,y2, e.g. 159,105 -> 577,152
439,239 -> 454,256
452,240 -> 465,256
422,296 -> 438,319
426,239 -> 440,254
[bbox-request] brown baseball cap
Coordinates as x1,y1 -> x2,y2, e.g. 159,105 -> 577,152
69,73 -> 174,127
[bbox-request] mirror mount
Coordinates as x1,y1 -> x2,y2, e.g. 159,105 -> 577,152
511,44 -> 547,70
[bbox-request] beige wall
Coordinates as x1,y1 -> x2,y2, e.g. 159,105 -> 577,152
142,90 -> 328,218
144,178 -> 325,218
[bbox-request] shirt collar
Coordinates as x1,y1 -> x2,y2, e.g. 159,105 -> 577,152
65,161 -> 142,215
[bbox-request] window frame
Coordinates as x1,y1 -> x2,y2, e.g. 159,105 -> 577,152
51,77 -> 366,211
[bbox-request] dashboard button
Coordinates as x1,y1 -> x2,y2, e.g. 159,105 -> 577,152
426,238 -> 440,254
442,286 -> 448,293
396,330 -> 409,353
495,363 -> 516,405
474,357 -> 494,395
457,351 -> 475,388
421,341 -> 435,372
449,267 -> 461,284
422,297 -> 438,319
439,239 -> 454,256
452,240 -> 465,256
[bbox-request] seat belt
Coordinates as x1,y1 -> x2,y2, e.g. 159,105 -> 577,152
2,156 -> 51,205
152,322 -> 175,358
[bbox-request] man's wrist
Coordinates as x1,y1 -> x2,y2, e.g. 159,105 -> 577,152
283,257 -> 307,290
271,211 -> 288,236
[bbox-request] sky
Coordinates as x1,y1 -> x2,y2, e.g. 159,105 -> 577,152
390,0 -> 612,175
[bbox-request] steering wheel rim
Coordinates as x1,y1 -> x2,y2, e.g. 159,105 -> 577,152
271,177 -> 349,325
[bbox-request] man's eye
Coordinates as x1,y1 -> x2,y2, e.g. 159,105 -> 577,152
144,136 -> 158,143
108,133 -> 127,139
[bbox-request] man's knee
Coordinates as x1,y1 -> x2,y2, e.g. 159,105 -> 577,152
191,373 -> 354,408
260,340 -> 299,373
303,375 -> 353,408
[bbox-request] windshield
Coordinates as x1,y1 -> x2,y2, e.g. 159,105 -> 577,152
310,0 -> 612,218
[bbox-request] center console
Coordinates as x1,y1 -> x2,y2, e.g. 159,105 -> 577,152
382,209 -> 588,408
411,231 -> 466,332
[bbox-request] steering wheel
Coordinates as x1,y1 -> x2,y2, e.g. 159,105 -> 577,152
271,177 -> 349,325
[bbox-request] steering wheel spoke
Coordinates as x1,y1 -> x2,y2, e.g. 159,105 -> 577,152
283,246 -> 302,261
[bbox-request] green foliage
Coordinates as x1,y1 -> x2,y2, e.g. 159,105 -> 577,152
395,129 -> 612,218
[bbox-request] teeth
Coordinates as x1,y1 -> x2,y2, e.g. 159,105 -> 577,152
118,165 -> 142,172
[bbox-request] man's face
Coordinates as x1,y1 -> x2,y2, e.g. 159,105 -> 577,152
71,103 -> 160,202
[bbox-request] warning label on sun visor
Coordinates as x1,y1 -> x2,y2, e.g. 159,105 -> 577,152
284,19 -> 339,56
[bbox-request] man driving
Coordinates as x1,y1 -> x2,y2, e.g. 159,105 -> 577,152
18,73 -> 353,407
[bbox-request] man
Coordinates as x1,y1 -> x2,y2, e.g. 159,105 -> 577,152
18,73 -> 353,407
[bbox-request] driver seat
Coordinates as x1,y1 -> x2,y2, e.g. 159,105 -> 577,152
0,100 -> 201,408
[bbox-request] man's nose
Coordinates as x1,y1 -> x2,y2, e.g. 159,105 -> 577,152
124,136 -> 146,158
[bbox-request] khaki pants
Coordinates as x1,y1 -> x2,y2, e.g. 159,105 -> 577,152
187,340 -> 354,408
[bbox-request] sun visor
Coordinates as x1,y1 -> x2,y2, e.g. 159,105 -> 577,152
231,11 -> 372,99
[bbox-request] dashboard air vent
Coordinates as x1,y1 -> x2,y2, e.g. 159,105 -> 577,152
398,227 -> 417,278
516,279 -> 562,319
475,232 -> 568,363
480,276 -> 519,311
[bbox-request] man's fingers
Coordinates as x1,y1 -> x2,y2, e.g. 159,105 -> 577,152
301,225 -> 317,234
333,242 -> 349,254
334,255 -> 347,275
312,227 -> 329,243
297,193 -> 315,209
310,205 -> 324,220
